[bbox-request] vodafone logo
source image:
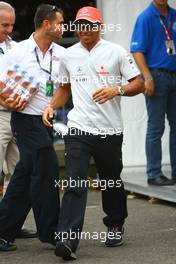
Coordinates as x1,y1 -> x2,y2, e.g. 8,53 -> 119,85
96,65 -> 110,75
82,8 -> 88,14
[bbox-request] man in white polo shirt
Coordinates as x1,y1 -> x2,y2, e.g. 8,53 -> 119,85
43,6 -> 145,261
0,4 -> 65,251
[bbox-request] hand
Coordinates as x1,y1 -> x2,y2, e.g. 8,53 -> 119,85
144,79 -> 155,96
92,87 -> 118,104
42,105 -> 54,127
4,96 -> 27,111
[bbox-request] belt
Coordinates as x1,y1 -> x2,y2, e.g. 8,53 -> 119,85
150,68 -> 176,75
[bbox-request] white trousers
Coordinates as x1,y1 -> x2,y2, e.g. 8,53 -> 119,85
0,111 -> 19,195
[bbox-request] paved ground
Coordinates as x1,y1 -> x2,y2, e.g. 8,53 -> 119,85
122,170 -> 176,203
0,190 -> 176,264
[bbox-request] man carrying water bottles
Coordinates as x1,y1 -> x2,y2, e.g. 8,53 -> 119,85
0,4 -> 65,251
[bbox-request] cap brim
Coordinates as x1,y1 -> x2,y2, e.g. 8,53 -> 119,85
73,18 -> 101,24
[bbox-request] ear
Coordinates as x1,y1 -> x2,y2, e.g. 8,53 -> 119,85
42,19 -> 51,30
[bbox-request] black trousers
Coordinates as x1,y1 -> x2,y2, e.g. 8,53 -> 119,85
57,128 -> 128,251
0,112 -> 60,243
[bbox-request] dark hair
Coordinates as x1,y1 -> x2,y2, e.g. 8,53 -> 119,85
34,4 -> 63,29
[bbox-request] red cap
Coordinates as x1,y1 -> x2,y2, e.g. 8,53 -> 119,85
74,6 -> 102,24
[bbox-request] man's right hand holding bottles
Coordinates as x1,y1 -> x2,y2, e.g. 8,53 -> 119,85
0,94 -> 27,111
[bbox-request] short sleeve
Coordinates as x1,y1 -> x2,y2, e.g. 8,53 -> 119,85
130,15 -> 150,53
58,59 -> 70,85
119,48 -> 141,81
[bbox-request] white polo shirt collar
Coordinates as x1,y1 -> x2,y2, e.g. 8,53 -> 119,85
28,33 -> 54,53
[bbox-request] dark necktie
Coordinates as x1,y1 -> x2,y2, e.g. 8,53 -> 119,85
0,47 -> 4,54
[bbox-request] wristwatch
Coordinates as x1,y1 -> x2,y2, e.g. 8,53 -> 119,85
143,76 -> 153,82
118,86 -> 125,96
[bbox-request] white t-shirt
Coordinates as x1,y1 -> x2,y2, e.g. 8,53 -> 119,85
59,39 -> 140,135
0,34 -> 66,115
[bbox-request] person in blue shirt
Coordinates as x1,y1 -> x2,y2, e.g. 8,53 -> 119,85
130,0 -> 176,186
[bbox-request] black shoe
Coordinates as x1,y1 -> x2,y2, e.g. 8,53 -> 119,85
148,175 -> 174,186
105,225 -> 124,247
0,238 -> 17,251
16,228 -> 37,239
55,241 -> 77,261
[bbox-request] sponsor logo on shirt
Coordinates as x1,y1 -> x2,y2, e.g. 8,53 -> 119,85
76,66 -> 84,74
96,65 -> 110,75
72,66 -> 88,82
126,54 -> 134,64
131,42 -> 139,46
52,56 -> 60,61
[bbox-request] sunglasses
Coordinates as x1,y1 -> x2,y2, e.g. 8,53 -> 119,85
49,5 -> 58,13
